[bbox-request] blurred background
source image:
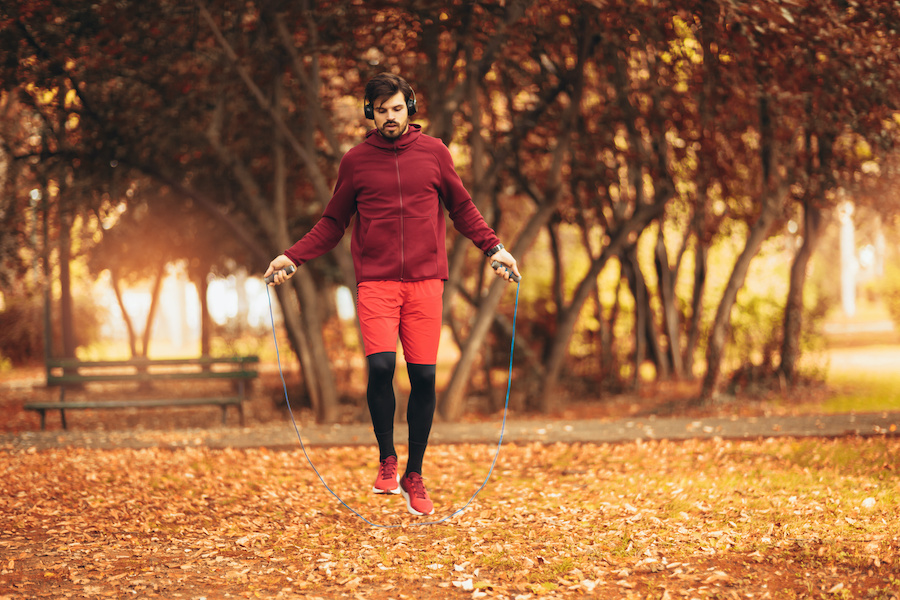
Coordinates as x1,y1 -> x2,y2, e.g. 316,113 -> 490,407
2,0 -> 900,427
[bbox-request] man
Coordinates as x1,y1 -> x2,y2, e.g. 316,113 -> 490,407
265,73 -> 520,516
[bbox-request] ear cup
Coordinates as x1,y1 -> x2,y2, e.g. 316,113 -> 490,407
364,103 -> 374,120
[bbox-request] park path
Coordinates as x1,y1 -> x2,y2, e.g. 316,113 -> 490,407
1,410 -> 897,453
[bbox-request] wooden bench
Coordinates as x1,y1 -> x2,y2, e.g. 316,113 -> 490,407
25,356 -> 259,430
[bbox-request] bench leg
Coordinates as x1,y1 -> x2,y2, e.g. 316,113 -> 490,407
60,388 -> 68,430
238,380 -> 246,426
39,410 -> 47,431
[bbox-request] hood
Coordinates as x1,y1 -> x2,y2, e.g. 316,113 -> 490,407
364,123 -> 422,152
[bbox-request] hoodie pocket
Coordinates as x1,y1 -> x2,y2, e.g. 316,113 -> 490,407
403,216 -> 440,279
360,218 -> 401,279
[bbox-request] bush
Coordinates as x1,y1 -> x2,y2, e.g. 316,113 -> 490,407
0,292 -> 104,365
0,294 -> 45,364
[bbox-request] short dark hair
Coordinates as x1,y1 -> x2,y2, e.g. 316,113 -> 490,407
365,73 -> 414,106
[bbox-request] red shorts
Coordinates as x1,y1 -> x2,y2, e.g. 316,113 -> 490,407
356,279 -> 444,364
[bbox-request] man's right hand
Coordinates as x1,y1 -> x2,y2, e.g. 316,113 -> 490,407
264,255 -> 297,286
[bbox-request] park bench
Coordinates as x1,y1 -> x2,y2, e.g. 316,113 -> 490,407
24,356 -> 259,430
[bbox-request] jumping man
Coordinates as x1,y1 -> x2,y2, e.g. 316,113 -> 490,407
265,73 -> 520,516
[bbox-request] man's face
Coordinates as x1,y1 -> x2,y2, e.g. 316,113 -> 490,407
372,91 -> 410,140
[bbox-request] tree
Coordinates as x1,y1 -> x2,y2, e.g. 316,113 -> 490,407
5,0 -> 900,421
777,1 -> 900,384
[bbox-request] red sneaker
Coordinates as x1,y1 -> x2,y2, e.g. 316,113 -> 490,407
399,472 -> 435,516
372,456 -> 400,494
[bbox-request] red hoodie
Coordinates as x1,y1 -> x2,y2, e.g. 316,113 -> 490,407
284,124 -> 501,283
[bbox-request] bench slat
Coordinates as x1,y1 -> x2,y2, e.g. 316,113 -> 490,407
47,356 -> 259,369
25,397 -> 241,410
47,371 -> 257,385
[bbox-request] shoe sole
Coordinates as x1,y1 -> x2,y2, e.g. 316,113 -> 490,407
400,487 -> 434,516
373,474 -> 400,495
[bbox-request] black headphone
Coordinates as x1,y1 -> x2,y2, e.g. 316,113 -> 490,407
364,88 -> 417,120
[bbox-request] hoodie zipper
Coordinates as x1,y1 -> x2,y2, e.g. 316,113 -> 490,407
394,146 -> 404,280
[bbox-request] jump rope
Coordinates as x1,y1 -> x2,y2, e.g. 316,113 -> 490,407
265,263 -> 520,528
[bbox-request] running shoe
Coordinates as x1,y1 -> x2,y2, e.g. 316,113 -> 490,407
373,456 -> 400,494
399,472 -> 434,516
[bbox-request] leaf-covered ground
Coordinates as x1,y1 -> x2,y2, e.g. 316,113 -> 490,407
2,437 -> 899,599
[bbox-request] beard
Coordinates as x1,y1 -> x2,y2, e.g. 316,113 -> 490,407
378,117 -> 408,140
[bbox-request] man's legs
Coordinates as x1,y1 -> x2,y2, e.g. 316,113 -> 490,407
358,279 -> 442,514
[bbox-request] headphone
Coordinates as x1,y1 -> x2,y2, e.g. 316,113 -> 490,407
364,88 -> 417,120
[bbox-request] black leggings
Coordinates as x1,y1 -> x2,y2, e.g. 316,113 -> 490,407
366,351 -> 436,475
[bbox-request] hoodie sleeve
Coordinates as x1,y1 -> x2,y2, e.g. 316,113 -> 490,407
284,151 -> 358,266
433,142 -> 502,253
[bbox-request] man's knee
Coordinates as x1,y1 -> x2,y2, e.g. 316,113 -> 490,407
367,351 -> 396,381
407,363 -> 436,389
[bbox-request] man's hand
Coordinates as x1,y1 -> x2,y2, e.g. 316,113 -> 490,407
489,248 -> 521,283
264,255 -> 297,286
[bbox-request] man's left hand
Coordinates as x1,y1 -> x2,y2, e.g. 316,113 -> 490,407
490,248 -> 521,282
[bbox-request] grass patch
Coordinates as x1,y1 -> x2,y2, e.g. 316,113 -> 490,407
825,345 -> 900,413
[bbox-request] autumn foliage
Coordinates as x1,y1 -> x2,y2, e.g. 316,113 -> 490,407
1,437 -> 898,598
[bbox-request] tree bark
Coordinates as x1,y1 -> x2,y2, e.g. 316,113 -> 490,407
198,274 -> 211,358
655,226 -> 684,379
293,267 -> 340,423
683,203 -> 709,378
538,199 -> 670,407
439,201 -> 557,421
110,269 -> 138,357
700,82 -> 790,402
140,261 -> 166,358
622,247 -> 647,390
623,244 -> 670,387
699,200 -> 783,402
778,198 -> 824,383
57,201 -> 77,360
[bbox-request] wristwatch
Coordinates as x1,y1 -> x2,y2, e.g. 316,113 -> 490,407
485,243 -> 504,257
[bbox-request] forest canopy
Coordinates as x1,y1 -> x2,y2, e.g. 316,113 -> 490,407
2,0 -> 900,421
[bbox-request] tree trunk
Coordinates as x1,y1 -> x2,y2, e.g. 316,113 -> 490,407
58,201 -> 76,360
623,248 -> 647,391
683,203 -> 709,378
598,276 -> 621,388
439,201 -> 557,421
291,270 -> 340,423
700,83 -> 789,402
111,269 -> 139,357
623,245 -> 670,387
655,226 -> 685,378
778,198 -> 824,383
537,199 -> 670,408
205,83 -> 341,422
700,188 -> 788,401
140,261 -> 166,358
684,0 -> 719,379
198,274 -> 211,358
